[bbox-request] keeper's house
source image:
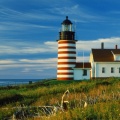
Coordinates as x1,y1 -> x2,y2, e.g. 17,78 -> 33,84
90,43 -> 120,79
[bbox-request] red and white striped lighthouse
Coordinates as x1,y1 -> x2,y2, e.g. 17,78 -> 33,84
57,16 -> 77,80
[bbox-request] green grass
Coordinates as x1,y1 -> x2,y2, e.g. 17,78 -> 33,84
0,78 -> 120,120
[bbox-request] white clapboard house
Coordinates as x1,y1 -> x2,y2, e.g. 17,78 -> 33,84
90,44 -> 120,79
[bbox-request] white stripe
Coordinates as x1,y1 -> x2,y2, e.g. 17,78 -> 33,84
57,64 -> 75,67
58,59 -> 76,62
58,49 -> 76,52
58,40 -> 74,42
58,54 -> 76,57
58,43 -> 75,47
57,75 -> 73,78
57,70 -> 73,73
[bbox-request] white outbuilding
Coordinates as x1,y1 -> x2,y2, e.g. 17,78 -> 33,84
73,62 -> 91,80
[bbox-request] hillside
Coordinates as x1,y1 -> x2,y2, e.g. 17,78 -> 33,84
0,78 -> 120,120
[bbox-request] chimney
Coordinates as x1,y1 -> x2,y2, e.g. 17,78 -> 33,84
115,45 -> 118,49
101,42 -> 104,49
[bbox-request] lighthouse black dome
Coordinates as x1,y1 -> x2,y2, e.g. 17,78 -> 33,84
62,16 -> 72,25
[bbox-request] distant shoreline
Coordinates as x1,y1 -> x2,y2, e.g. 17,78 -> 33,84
0,79 -> 42,86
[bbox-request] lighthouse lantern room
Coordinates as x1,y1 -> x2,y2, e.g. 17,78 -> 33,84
57,16 -> 77,80
62,16 -> 72,31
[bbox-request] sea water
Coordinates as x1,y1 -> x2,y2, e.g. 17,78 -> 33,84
0,79 -> 42,86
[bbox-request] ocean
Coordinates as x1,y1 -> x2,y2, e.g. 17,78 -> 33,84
0,79 -> 42,86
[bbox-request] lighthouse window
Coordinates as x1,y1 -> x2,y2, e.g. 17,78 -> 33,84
83,69 -> 87,76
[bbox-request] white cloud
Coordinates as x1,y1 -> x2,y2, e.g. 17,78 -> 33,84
0,59 -> 17,64
0,21 -> 55,31
0,41 -> 57,55
77,37 -> 120,52
0,5 -> 61,22
0,37 -> 119,69
51,4 -> 103,23
19,58 -> 57,64
0,58 -> 57,72
0,37 -> 120,55
0,45 -> 19,54
21,68 -> 30,73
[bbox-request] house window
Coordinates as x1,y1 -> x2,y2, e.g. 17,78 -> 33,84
102,67 -> 105,73
83,69 -> 87,76
119,68 -> 120,73
111,67 -> 114,73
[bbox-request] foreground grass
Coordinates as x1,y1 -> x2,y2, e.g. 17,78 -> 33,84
0,78 -> 120,120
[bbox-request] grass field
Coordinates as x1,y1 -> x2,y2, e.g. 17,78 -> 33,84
0,78 -> 120,120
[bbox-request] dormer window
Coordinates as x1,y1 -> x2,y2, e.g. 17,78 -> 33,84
114,55 -> 120,61
111,51 -> 120,61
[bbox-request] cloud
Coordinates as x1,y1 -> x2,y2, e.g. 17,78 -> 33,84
0,57 -> 57,79
0,21 -> 56,31
51,4 -> 103,23
0,58 -> 57,70
77,37 -> 120,52
21,67 -> 43,73
19,58 -> 57,64
0,5 -> 61,22
0,40 -> 57,55
0,37 -> 119,68
0,37 -> 119,55
0,59 -> 16,64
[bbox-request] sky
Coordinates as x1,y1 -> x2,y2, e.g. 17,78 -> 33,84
1,0 -> 120,79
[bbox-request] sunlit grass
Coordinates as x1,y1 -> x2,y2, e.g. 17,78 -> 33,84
0,78 -> 120,119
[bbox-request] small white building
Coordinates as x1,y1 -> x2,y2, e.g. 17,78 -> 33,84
73,62 -> 91,80
90,44 -> 120,79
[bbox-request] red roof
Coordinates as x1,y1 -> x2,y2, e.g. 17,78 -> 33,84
74,62 -> 91,68
92,49 -> 120,62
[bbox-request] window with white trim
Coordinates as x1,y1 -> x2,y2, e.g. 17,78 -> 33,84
119,68 -> 120,73
102,67 -> 105,73
111,67 -> 114,73
83,69 -> 87,76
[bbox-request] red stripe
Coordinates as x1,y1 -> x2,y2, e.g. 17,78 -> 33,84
58,57 -> 76,59
58,41 -> 75,44
58,51 -> 76,54
57,73 -> 73,75
57,67 -> 73,70
58,62 -> 76,64
58,46 -> 76,49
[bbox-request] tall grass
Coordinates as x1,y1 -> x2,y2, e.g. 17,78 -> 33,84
0,78 -> 120,120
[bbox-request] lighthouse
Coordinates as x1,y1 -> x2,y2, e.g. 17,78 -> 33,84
57,16 -> 77,80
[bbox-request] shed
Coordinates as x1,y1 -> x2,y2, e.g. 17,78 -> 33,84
73,62 -> 91,80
